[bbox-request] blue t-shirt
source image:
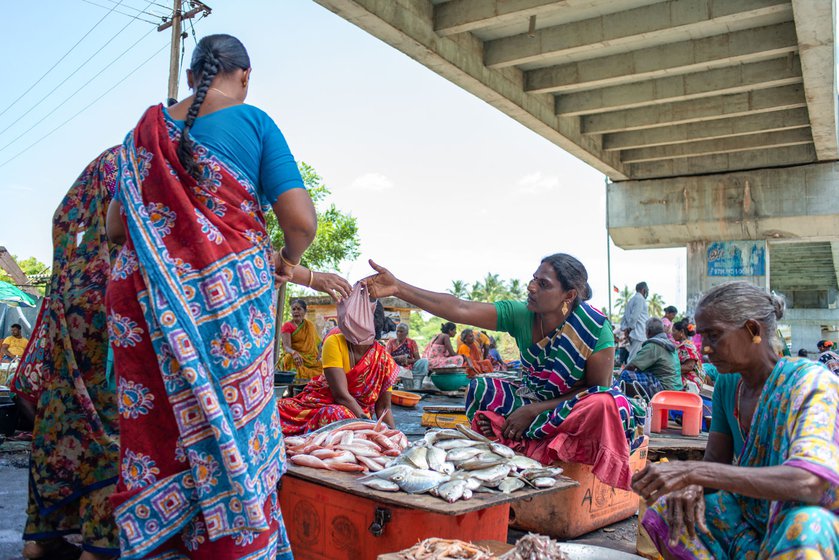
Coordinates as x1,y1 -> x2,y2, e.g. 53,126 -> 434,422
164,104 -> 304,205
709,372 -> 745,459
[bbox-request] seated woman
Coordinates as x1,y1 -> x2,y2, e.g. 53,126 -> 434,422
277,288 -> 398,435
364,254 -> 645,490
385,322 -> 428,384
487,336 -> 506,370
619,318 -> 682,400
279,298 -> 323,380
423,322 -> 466,370
672,318 -> 705,391
458,329 -> 494,377
633,281 -> 839,559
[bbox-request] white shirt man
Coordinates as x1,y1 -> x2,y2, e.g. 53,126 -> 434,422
620,282 -> 649,362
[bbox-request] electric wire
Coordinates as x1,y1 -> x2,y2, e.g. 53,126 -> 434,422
78,0 -> 161,24
0,0 -> 126,119
0,0 -> 157,138
0,42 -> 171,169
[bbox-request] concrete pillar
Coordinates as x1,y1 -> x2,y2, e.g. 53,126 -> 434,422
685,240 -> 769,317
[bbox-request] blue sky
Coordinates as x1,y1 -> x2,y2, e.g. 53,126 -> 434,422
0,1 -> 686,314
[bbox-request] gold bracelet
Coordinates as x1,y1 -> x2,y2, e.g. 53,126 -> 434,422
307,268 -> 314,287
279,247 -> 300,268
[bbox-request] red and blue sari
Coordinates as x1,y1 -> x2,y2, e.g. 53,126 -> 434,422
106,105 -> 290,559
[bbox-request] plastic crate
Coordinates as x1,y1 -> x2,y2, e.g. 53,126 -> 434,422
509,441 -> 648,539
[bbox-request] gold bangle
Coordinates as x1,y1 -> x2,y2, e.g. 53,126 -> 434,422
307,269 -> 314,287
279,247 -> 300,268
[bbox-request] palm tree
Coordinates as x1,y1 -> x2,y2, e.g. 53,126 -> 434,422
507,279 -> 527,300
614,285 -> 633,315
647,293 -> 665,318
448,280 -> 470,300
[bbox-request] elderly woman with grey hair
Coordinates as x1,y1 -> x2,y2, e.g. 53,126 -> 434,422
633,281 -> 839,559
618,317 -> 682,400
385,322 -> 429,387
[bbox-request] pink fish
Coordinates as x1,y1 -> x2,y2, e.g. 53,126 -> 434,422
290,454 -> 330,469
356,456 -> 384,472
324,460 -> 366,472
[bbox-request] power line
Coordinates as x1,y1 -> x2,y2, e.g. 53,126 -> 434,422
78,0 -> 162,24
0,27 -> 158,153
0,42 -> 171,169
94,0 -> 173,21
0,0 -> 126,119
0,0 -> 157,138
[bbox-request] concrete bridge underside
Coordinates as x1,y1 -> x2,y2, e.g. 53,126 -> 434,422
313,0 -> 839,347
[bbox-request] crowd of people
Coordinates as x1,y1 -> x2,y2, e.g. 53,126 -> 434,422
2,32 -> 838,560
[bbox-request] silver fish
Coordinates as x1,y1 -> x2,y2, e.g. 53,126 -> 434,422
521,467 -> 564,480
434,439 -> 482,451
509,455 -> 543,471
439,462 -> 455,475
469,464 -> 511,483
362,479 -> 400,492
532,477 -> 557,488
432,429 -> 465,441
445,447 -> 485,463
455,423 -> 492,443
498,477 -> 526,494
459,456 -> 507,471
437,479 -> 467,503
360,465 -> 412,480
390,468 -> 448,494
426,446 -> 448,473
404,446 -> 429,470
462,488 -> 473,500
473,485 -> 500,494
489,442 -> 515,459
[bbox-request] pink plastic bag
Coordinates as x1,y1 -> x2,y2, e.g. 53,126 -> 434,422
337,282 -> 376,345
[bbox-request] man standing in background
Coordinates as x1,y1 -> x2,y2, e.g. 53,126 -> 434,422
621,282 -> 649,362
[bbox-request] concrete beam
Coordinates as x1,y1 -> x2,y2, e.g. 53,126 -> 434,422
791,0 -> 839,160
620,128 -> 813,163
433,0 -> 572,37
607,161 -> 839,249
602,108 -> 811,151
556,56 -> 802,116
312,0 -> 629,179
582,84 -> 807,134
627,143 -> 817,179
485,0 -> 791,69
831,241 -> 839,290
526,22 -> 798,94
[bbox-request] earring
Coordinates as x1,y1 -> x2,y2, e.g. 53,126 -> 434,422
561,301 -> 569,315
746,324 -> 762,345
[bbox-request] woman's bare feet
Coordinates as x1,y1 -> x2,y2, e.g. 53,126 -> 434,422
476,416 -> 495,438
22,539 -> 81,560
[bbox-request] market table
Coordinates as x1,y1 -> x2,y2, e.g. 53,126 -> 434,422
279,464 -> 578,560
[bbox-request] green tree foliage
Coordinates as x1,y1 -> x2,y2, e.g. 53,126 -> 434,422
0,255 -> 50,295
265,162 -> 360,270
614,285 -> 634,316
448,280 -> 469,299
647,292 -> 665,318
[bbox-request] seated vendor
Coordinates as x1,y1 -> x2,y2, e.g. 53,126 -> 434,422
278,299 -> 323,380
364,254 -> 645,490
385,322 -> 428,384
422,322 -> 466,370
457,329 -> 493,377
619,318 -> 682,400
634,281 -> 839,559
672,318 -> 705,391
277,287 -> 398,435
487,336 -> 506,370
1,324 -> 28,362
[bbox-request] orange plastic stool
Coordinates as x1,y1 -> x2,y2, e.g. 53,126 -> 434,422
649,391 -> 703,437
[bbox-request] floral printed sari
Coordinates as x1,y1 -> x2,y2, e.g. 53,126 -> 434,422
106,105 -> 290,559
643,358 -> 839,559
276,342 -> 398,435
11,147 -> 121,555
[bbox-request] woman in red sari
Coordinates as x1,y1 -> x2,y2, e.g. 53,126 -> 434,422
673,319 -> 704,390
277,286 -> 398,435
105,35 -> 348,559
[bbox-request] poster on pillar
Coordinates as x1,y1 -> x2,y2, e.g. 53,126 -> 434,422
707,241 -> 766,277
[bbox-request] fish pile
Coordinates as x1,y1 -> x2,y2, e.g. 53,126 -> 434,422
397,538 -> 494,560
284,418 -> 408,473
498,534 -> 569,560
359,424 -> 563,502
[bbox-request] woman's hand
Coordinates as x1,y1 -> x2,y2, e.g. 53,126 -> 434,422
310,271 -> 351,301
273,252 -> 295,284
292,352 -> 304,367
632,461 -> 697,505
502,404 -> 539,441
662,485 -> 708,546
363,260 -> 399,298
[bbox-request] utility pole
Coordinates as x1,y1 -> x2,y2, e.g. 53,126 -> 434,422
158,1 -> 211,101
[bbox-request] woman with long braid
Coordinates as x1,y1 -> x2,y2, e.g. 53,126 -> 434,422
106,34 -> 349,558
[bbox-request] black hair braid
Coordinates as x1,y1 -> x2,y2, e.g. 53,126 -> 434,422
177,52 -> 221,181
